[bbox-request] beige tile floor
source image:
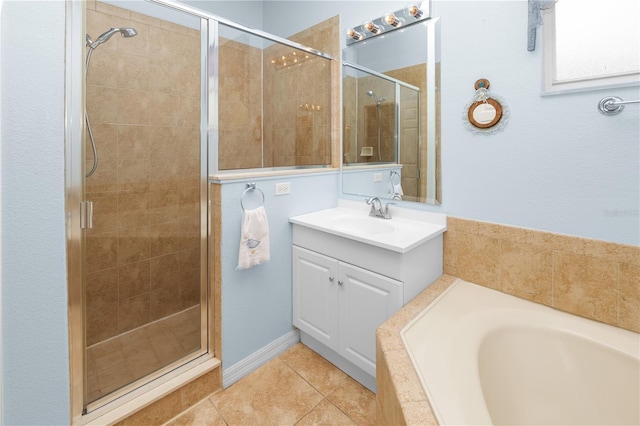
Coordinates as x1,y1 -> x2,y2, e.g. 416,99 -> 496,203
165,343 -> 377,426
87,306 -> 201,402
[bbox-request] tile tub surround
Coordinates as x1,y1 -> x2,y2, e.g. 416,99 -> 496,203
377,219 -> 639,424
444,217 -> 640,333
376,275 -> 456,425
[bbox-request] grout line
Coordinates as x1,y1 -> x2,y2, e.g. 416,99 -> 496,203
551,250 -> 555,308
87,305 -> 198,349
292,397 -> 325,426
616,262 -> 620,326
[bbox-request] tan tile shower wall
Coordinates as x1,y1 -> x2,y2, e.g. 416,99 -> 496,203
343,76 -> 357,164
263,16 -> 338,168
363,103 -> 395,163
85,2 -> 201,346
262,46 -> 331,167
218,38 -> 263,170
217,16 -> 337,171
355,75 -> 394,165
444,218 -> 640,332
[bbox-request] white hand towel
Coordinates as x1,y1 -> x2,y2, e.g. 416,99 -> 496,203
390,182 -> 404,199
237,206 -> 270,270
390,172 -> 403,198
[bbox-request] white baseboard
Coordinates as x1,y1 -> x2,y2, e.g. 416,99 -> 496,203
222,329 -> 300,388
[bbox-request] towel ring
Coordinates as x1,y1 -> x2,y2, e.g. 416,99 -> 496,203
240,183 -> 265,211
390,170 -> 401,185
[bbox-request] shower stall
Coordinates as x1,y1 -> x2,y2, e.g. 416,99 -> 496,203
76,1 -> 208,413
66,0 -> 332,420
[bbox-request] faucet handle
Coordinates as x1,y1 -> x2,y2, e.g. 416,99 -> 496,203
365,197 -> 383,217
383,202 -> 396,219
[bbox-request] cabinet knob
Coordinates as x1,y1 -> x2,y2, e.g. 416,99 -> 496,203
329,276 -> 334,282
338,280 -> 343,286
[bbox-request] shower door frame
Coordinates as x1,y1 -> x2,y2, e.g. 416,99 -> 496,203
65,0 -> 212,419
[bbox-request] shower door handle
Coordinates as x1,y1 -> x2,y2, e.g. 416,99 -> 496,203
80,201 -> 94,230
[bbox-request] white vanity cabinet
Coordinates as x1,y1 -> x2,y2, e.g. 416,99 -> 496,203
290,201 -> 446,391
293,246 -> 402,377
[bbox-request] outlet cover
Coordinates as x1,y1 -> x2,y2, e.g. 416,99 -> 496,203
275,182 -> 290,195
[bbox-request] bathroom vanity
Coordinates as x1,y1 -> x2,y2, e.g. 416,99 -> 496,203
290,200 -> 446,391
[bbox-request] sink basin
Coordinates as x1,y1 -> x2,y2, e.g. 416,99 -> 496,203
328,217 -> 395,235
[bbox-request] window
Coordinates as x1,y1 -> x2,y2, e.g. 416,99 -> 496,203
542,0 -> 640,94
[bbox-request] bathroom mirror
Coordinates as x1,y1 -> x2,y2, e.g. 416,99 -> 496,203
342,17 -> 440,204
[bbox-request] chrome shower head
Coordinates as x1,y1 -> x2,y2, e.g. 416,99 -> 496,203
119,28 -> 138,38
87,27 -> 137,49
367,90 -> 386,105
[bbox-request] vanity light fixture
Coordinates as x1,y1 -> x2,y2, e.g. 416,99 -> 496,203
345,1 -> 430,45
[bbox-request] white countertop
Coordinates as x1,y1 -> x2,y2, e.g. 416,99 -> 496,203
289,200 -> 447,253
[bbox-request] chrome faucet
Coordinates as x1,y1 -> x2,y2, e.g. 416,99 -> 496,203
365,197 -> 393,219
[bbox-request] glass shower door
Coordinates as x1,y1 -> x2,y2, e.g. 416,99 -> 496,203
82,0 -> 207,408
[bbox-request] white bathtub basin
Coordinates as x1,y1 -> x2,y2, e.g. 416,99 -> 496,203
401,280 -> 640,426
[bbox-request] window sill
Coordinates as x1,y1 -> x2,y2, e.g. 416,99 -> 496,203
542,76 -> 640,97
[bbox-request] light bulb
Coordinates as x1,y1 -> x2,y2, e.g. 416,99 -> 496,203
383,12 -> 401,27
346,28 -> 364,40
407,4 -> 423,19
363,20 -> 382,34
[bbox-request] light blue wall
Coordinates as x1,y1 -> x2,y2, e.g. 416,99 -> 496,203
434,1 -> 639,245
342,167 -> 403,201
179,0 -> 265,29
0,0 -> 637,422
219,173 -> 338,369
264,1 -> 640,245
0,1 -> 70,424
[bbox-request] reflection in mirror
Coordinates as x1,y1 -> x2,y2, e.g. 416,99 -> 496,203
342,18 -> 440,204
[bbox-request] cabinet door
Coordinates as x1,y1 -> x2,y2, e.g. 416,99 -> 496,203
292,246 -> 339,351
338,263 -> 403,376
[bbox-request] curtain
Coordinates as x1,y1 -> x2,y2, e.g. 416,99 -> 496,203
528,0 -> 558,51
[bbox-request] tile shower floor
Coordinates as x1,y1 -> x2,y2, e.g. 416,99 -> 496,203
166,343 -> 377,425
87,306 -> 201,402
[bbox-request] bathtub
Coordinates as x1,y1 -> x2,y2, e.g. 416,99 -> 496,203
401,279 -> 640,425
